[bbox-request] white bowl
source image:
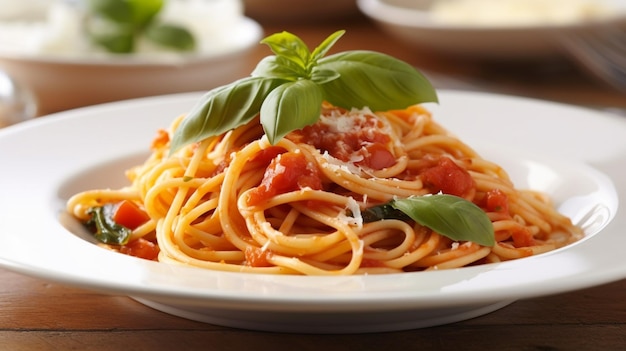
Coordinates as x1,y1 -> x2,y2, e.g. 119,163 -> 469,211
357,0 -> 626,60
0,17 -> 262,115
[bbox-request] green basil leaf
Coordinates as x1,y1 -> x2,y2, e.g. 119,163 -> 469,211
317,50 -> 438,111
169,30 -> 438,150
87,204 -> 131,245
309,30 -> 345,65
170,77 -> 287,153
390,194 -> 495,246
360,203 -> 411,223
128,0 -> 163,28
310,68 -> 340,85
261,79 -> 323,144
252,56 -> 301,81
145,23 -> 195,51
86,0 -> 194,54
260,31 -> 310,72
88,0 -> 162,27
88,0 -> 133,23
89,30 -> 135,53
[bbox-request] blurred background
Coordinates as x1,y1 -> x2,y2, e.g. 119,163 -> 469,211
1,0 -> 625,127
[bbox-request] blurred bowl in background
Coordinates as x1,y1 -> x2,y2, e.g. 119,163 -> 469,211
0,1 -> 263,115
244,0 -> 359,23
357,0 -> 626,60
0,18 -> 262,115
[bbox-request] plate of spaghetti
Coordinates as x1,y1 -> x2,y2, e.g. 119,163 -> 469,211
0,31 -> 624,333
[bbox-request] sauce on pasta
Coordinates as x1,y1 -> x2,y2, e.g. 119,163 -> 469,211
66,104 -> 583,275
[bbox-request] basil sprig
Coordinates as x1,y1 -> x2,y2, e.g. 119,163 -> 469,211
85,0 -> 195,53
362,194 -> 495,246
169,30 -> 438,153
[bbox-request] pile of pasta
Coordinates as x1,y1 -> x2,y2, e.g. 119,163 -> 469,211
67,104 -> 583,275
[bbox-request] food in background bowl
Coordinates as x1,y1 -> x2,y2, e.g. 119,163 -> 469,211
430,0 -> 618,27
0,0 -> 262,115
357,0 -> 626,59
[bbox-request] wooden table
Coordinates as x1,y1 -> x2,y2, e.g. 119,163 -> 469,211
1,14 -> 625,351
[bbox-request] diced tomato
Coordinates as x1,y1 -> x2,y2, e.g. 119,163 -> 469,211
244,246 -> 272,267
250,146 -> 285,165
511,227 -> 535,247
421,157 -> 475,197
151,129 -> 170,150
112,200 -> 151,230
485,188 -> 509,213
119,238 -> 160,261
360,143 -> 396,170
360,258 -> 386,268
247,152 -> 322,206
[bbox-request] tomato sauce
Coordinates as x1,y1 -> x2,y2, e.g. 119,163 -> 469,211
484,188 -> 509,213
359,258 -> 386,268
247,151 -> 322,206
244,246 -> 272,267
288,109 -> 396,170
119,238 -> 160,261
511,227 -> 536,247
151,129 -> 169,150
420,156 -> 475,198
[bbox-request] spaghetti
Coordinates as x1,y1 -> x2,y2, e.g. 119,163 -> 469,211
66,104 -> 583,275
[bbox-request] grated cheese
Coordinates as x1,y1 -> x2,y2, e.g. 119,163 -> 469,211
337,196 -> 363,230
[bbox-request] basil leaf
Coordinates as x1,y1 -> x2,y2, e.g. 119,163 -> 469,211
90,31 -> 134,53
310,30 -> 345,64
169,30 -> 439,150
88,0 -> 134,23
87,204 -> 131,245
252,56 -> 301,81
251,55 -> 308,81
310,69 -> 340,85
170,77 -> 287,153
260,31 -> 310,72
145,23 -> 195,51
390,194 -> 495,246
88,0 -> 162,27
86,0 -> 196,54
317,51 -> 438,111
261,80 -> 323,144
361,203 -> 411,223
128,0 -> 163,28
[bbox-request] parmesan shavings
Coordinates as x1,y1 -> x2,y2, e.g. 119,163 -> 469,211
321,151 -> 363,176
337,196 -> 363,230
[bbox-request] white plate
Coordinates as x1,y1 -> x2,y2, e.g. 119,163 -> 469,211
0,91 -> 624,334
357,0 -> 626,59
